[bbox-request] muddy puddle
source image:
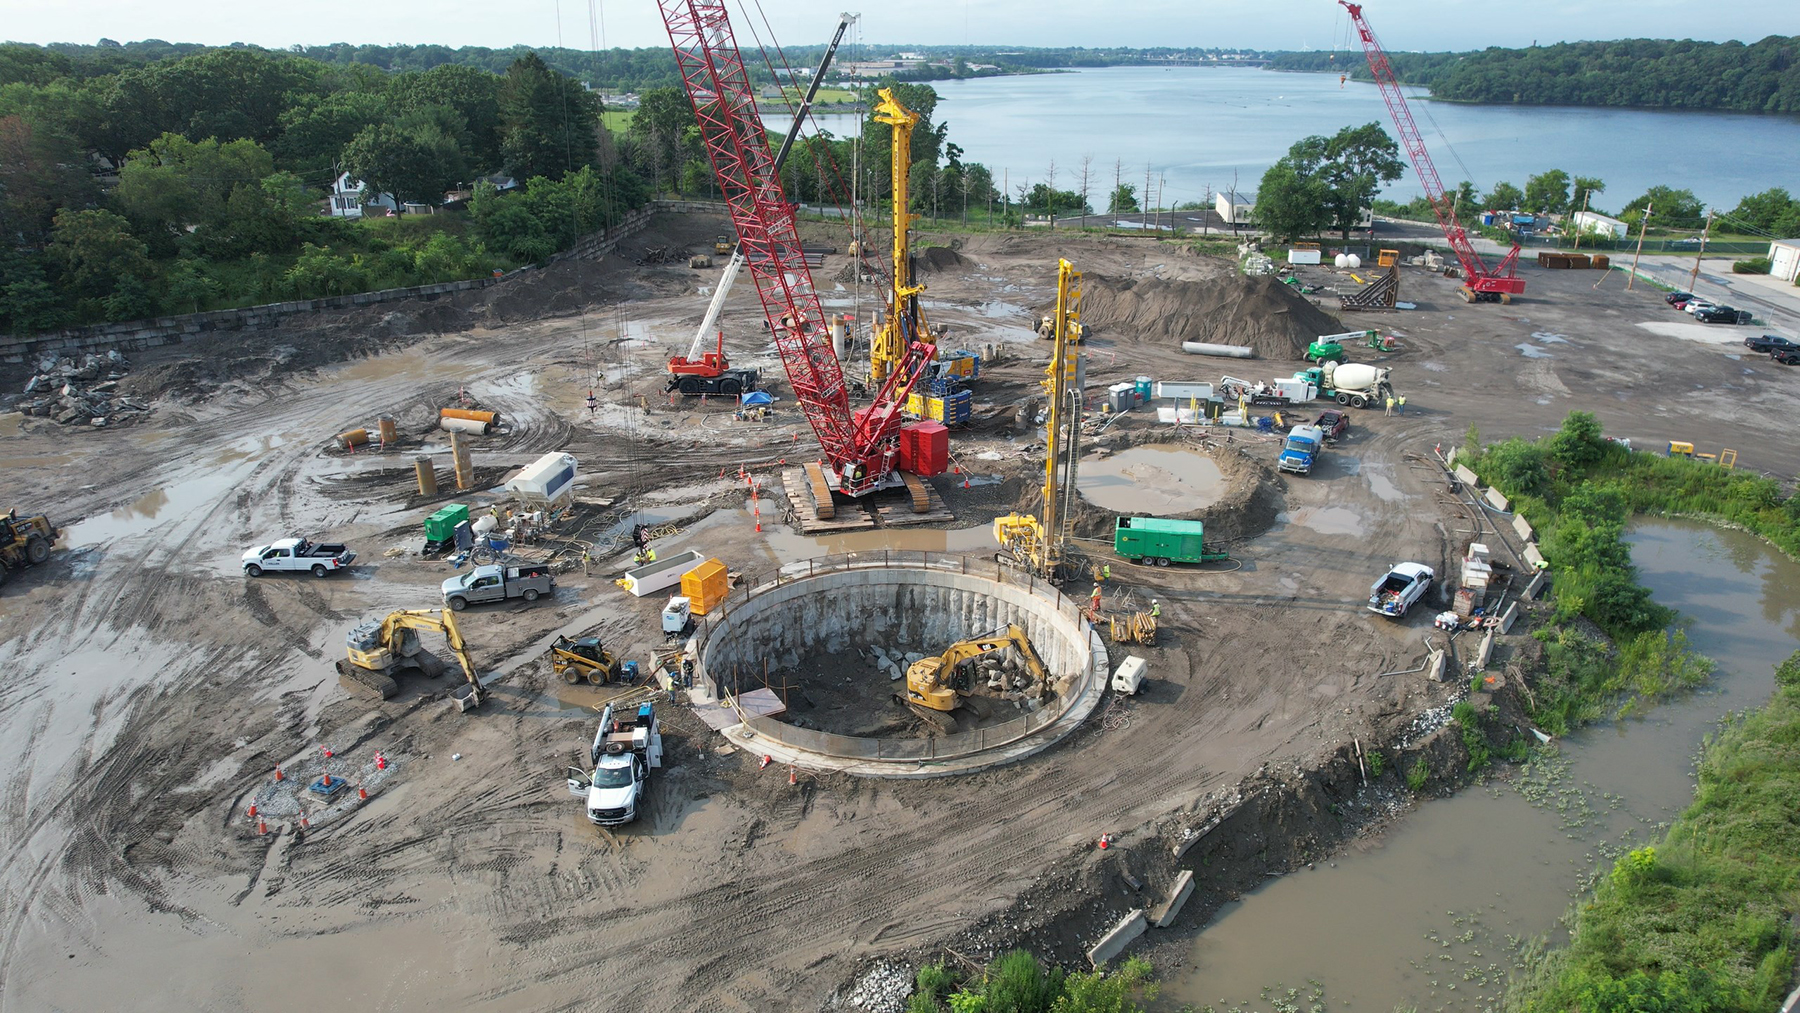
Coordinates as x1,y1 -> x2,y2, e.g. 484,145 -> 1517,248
1161,520 -> 1800,1011
62,458 -> 263,548
1078,444 -> 1226,514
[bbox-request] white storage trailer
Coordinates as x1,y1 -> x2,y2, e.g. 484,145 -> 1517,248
619,549 -> 707,597
505,452 -> 578,507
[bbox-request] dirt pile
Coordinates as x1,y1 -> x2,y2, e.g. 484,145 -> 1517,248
1078,274 -> 1343,359
913,246 -> 971,275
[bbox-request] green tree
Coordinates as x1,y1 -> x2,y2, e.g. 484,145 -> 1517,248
1483,180 -> 1524,210
0,113 -> 96,246
161,256 -> 221,313
627,85 -> 698,194
1549,410 -> 1607,468
1523,168 -> 1571,215
394,63 -> 505,172
1727,187 -> 1800,236
1252,159 -> 1332,241
114,133 -> 276,251
1106,183 -> 1138,214
1619,185 -> 1705,229
1308,122 -> 1404,237
0,252 -> 70,334
498,52 -> 600,182
1451,180 -> 1480,215
1569,175 -> 1606,215
46,208 -> 152,304
341,113 -> 466,214
273,89 -> 387,173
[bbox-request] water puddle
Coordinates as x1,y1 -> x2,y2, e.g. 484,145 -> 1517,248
1514,344 -> 1554,358
1367,472 -> 1408,502
1163,520 -> 1800,1012
1276,506 -> 1365,536
1077,445 -> 1226,514
62,460 -> 261,548
1531,331 -> 1571,344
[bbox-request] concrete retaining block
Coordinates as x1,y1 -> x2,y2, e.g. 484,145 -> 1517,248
1474,629 -> 1496,669
1427,649 -> 1446,683
1453,465 -> 1479,486
1497,602 -> 1519,634
1087,909 -> 1147,967
1150,870 -> 1195,928
1484,487 -> 1510,511
1522,570 -> 1546,600
1523,543 -> 1546,570
1511,515 -> 1534,541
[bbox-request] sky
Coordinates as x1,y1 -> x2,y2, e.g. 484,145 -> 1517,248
2,0 -> 1791,53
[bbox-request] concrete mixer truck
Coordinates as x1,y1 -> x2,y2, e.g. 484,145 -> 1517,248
1293,362 -> 1394,410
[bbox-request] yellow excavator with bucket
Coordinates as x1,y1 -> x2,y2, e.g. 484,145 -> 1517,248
904,624 -> 1050,714
337,608 -> 482,709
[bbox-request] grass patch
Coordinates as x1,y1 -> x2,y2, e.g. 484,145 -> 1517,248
601,108 -> 635,132
906,950 -> 1156,1012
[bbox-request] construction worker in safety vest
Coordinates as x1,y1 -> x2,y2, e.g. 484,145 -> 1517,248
1101,563 -> 1111,582
1150,600 -> 1161,618
1384,395 -> 1395,416
1089,584 -> 1103,611
1397,394 -> 1407,416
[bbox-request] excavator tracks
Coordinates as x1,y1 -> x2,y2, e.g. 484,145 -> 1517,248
335,659 -> 399,699
803,462 -> 836,519
900,472 -> 931,514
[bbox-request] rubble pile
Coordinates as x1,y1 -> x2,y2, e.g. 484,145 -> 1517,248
17,350 -> 149,427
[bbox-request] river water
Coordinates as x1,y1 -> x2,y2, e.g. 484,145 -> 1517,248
812,67 -> 1800,212
1159,519 -> 1800,1012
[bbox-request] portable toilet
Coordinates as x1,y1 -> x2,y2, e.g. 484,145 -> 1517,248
1134,375 -> 1153,402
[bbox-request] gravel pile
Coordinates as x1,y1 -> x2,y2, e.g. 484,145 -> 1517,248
16,350 -> 150,427
834,962 -> 913,1012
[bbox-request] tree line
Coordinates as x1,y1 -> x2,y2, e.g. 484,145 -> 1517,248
0,44 -> 651,334
1269,35 -> 1800,114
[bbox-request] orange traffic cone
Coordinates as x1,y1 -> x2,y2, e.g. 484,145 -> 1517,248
358,783 -> 368,801
759,755 -> 772,770
257,816 -> 268,835
273,766 -> 284,782
247,803 -> 257,819
788,766 -> 797,786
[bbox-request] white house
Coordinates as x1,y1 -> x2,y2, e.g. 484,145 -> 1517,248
1769,239 -> 1800,284
327,171 -> 398,219
1572,210 -> 1629,240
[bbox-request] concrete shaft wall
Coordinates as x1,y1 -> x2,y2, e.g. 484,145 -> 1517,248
701,569 -> 1089,688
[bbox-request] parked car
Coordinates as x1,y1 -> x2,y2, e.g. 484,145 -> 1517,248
1313,408 -> 1351,440
1682,298 -> 1717,315
1744,335 -> 1796,353
1665,291 -> 1694,307
1696,305 -> 1753,325
1773,348 -> 1800,366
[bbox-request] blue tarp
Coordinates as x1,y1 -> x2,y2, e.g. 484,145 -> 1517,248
739,391 -> 773,406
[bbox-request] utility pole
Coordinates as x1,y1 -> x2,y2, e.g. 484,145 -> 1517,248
1626,200 -> 1652,291
1689,209 -> 1713,291
1570,190 -> 1590,251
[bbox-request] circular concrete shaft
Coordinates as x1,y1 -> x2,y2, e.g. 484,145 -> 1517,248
695,559 -> 1108,778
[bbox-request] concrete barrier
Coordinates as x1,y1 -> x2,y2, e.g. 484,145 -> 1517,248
1522,570 -> 1547,600
1087,909 -> 1147,967
1484,487 -> 1510,511
1150,870 -> 1195,928
1497,601 -> 1519,634
1511,515 -> 1534,541
1453,465 -> 1479,486
1523,543 -> 1547,570
1474,629 -> 1496,669
1427,649 -> 1447,683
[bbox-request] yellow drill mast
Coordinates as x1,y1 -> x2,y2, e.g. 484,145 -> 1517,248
869,87 -> 933,386
994,259 -> 1082,579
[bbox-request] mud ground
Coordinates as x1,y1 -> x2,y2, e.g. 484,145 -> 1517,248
1,209 -> 1797,1012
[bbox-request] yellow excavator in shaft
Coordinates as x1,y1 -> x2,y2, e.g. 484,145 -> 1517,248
337,608 -> 482,708
904,624 -> 1050,713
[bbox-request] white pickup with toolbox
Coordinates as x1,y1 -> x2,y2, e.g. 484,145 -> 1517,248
242,537 -> 356,577
566,701 -> 662,827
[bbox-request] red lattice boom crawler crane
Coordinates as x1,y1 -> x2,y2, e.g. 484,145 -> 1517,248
1340,1 -> 1525,304
658,0 -> 935,503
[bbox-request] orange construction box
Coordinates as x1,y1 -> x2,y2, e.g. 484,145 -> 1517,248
681,558 -> 729,615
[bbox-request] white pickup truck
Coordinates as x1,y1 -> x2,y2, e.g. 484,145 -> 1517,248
242,537 -> 357,577
1368,562 -> 1434,617
566,701 -> 662,827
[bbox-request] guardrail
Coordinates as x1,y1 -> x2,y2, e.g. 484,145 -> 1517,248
696,551 -> 1100,763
